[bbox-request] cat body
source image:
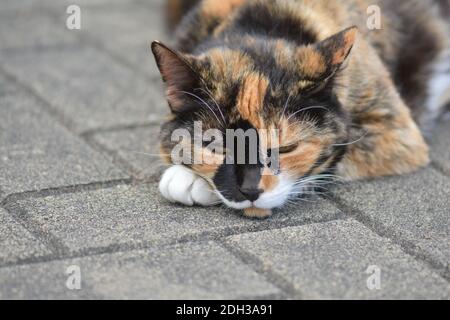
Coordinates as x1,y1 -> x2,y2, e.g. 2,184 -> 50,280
153,0 -> 450,217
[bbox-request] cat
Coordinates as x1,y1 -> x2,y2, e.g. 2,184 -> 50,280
152,0 -> 450,218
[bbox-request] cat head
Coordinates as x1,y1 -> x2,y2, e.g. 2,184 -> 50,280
151,27 -> 356,210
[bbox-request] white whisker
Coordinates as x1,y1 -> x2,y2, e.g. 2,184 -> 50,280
126,151 -> 173,161
180,90 -> 225,127
280,93 -> 293,124
332,131 -> 369,147
286,106 -> 329,122
196,88 -> 227,125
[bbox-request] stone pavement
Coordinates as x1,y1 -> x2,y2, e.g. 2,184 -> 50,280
0,0 -> 449,300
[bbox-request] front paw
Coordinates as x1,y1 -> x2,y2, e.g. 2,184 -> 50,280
159,165 -> 220,206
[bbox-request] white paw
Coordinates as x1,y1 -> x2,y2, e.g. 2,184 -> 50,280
159,165 -> 220,206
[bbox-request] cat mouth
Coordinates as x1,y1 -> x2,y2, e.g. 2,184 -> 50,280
216,190 -> 287,211
214,177 -> 294,211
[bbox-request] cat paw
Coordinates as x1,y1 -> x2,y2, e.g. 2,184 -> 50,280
159,165 -> 220,206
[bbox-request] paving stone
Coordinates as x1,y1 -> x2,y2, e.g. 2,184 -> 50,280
8,0 -> 170,77
226,219 -> 450,299
331,168 -> 450,273
1,46 -> 167,133
430,120 -> 450,175
0,0 -> 148,11
74,0 -> 168,77
0,241 -> 280,299
7,183 -> 342,254
0,75 -> 127,197
0,6 -> 77,51
0,208 -> 51,266
91,126 -> 166,179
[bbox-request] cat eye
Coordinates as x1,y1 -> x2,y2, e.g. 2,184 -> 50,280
278,143 -> 298,154
269,143 -> 298,156
301,80 -> 328,95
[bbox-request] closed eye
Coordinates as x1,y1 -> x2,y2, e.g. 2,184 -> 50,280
268,143 -> 298,157
279,143 -> 298,154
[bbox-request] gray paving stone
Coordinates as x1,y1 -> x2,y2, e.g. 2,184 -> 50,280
7,183 -> 342,254
430,120 -> 450,175
0,241 -> 280,299
0,0 -> 165,54
0,75 -> 127,197
331,168 -> 450,273
91,126 -> 166,179
0,0 -> 165,58
4,0 -> 169,77
75,0 -> 168,76
0,6 -> 77,51
0,208 -> 51,266
1,46 -> 167,133
226,219 -> 450,299
0,0 -> 148,11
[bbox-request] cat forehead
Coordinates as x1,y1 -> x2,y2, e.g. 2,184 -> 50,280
199,42 -> 328,79
196,46 -> 330,107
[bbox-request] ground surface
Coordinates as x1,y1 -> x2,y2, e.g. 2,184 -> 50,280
0,0 -> 449,300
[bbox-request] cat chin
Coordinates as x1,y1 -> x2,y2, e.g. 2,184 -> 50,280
216,175 -> 294,211
218,193 -> 287,211
216,193 -> 253,210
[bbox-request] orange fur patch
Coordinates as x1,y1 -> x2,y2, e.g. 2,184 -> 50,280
259,168 -> 279,192
281,139 -> 324,176
243,207 -> 272,218
206,49 -> 251,79
192,147 -> 224,179
297,46 -> 327,78
202,0 -> 246,17
332,27 -> 357,65
236,73 -> 269,128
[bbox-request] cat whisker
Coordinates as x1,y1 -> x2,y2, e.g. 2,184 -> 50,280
279,93 -> 293,125
195,88 -> 227,125
332,131 -> 369,147
180,90 -> 225,127
286,106 -> 330,123
127,151 -> 169,158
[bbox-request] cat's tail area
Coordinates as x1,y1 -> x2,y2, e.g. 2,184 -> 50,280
420,0 -> 450,133
435,0 -> 450,17
443,103 -> 450,121
167,0 -> 200,30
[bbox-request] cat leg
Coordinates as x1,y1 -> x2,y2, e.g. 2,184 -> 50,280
337,95 -> 430,181
159,165 -> 220,206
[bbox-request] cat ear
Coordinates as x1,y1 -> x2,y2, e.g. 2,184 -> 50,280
315,26 -> 358,74
151,41 -> 202,112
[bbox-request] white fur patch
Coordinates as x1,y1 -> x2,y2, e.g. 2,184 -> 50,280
424,48 -> 450,128
159,167 -> 316,211
159,165 -> 220,206
216,193 -> 252,210
254,174 -> 294,209
214,173 -> 295,210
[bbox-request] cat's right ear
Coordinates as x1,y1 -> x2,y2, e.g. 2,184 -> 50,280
151,41 -> 202,112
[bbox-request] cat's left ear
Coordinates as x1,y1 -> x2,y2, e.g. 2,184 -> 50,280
151,41 -> 203,113
316,27 -> 357,65
298,27 -> 357,80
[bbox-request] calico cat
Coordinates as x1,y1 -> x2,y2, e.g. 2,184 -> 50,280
152,0 -> 450,218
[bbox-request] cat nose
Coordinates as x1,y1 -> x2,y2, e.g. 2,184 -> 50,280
239,188 -> 263,202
